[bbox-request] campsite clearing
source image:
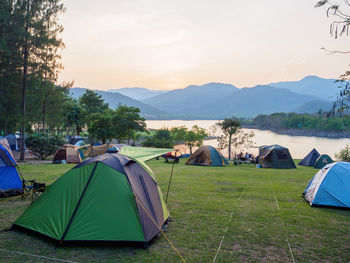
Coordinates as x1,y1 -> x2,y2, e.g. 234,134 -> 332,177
1,159 -> 350,263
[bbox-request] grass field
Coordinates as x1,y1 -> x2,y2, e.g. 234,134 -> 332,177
1,159 -> 350,263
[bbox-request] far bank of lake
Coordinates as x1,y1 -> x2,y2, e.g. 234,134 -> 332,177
146,120 -> 350,159
242,125 -> 350,138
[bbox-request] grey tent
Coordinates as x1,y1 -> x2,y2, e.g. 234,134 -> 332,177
259,144 -> 296,169
298,148 -> 320,166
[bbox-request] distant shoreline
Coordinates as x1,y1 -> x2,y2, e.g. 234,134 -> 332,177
243,125 -> 350,139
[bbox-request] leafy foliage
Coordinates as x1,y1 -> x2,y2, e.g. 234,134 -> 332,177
214,118 -> 243,159
315,0 -> 350,116
112,105 -> 146,143
142,129 -> 174,148
335,144 -> 350,161
184,125 -> 208,154
250,112 -> 350,131
26,133 -> 65,160
88,111 -> 115,144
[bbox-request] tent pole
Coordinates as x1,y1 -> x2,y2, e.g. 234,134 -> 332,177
165,161 -> 175,204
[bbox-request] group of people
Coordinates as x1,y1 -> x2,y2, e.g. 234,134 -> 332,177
235,152 -> 259,164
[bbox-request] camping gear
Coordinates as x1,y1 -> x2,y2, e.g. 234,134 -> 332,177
69,136 -> 84,145
52,144 -> 81,164
313,154 -> 333,169
298,148 -> 320,166
303,162 -> 350,208
0,137 -> 23,196
13,153 -> 170,244
185,145 -> 228,167
259,144 -> 296,169
162,151 -> 181,163
85,144 -> 111,157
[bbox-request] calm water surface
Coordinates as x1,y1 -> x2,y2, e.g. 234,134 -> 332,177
146,120 -> 350,159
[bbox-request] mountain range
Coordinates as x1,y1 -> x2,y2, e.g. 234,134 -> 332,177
70,75 -> 340,119
108,87 -> 168,100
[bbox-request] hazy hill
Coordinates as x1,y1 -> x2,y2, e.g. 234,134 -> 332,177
292,100 -> 333,114
142,82 -> 239,113
269,75 -> 341,100
108,87 -> 168,100
165,85 -> 322,118
69,88 -> 164,118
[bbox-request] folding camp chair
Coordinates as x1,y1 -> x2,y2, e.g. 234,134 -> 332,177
22,180 -> 45,202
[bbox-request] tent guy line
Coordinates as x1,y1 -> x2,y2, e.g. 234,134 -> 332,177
212,188 -> 246,263
0,248 -> 78,263
272,192 -> 296,263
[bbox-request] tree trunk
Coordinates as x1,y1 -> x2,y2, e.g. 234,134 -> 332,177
76,126 -> 81,136
42,96 -> 46,132
190,146 -> 192,155
228,134 -> 232,160
20,0 -> 30,161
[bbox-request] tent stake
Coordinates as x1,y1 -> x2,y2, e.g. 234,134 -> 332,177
165,161 -> 175,204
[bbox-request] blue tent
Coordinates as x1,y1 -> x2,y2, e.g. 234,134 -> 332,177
298,148 -> 320,166
303,162 -> 350,208
0,137 -> 22,196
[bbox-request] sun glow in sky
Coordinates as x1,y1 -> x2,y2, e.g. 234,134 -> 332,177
58,0 -> 350,90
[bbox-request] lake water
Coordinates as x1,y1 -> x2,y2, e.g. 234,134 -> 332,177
146,120 -> 350,159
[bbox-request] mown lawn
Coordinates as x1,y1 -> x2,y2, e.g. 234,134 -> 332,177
1,159 -> 350,263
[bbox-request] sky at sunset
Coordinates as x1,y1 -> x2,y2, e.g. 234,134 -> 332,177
58,0 -> 350,90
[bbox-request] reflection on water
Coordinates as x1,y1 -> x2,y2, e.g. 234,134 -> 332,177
146,120 -> 350,159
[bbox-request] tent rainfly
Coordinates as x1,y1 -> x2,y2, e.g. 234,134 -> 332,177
303,162 -> 350,208
314,154 -> 333,169
13,153 -> 170,244
185,145 -> 228,167
52,144 -> 81,164
85,144 -> 111,157
0,137 -> 22,196
259,144 -> 296,169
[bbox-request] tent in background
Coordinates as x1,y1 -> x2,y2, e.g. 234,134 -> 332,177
5,134 -> 21,151
314,154 -> 333,169
52,144 -> 81,164
68,136 -> 84,145
299,148 -> 320,166
303,162 -> 350,208
75,140 -> 86,159
185,145 -> 228,167
13,153 -> 170,244
0,137 -> 22,196
85,144 -> 111,157
259,144 -> 296,169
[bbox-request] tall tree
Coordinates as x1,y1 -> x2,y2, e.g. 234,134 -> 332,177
79,90 -> 109,125
88,110 -> 115,144
0,0 -> 66,160
184,125 -> 208,154
215,118 -> 241,160
113,105 -> 146,144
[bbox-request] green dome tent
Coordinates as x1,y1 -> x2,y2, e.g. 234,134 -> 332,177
13,153 -> 170,244
314,154 -> 333,169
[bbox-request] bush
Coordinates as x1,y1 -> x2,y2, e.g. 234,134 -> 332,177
335,144 -> 350,161
26,133 -> 65,160
142,129 -> 174,148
